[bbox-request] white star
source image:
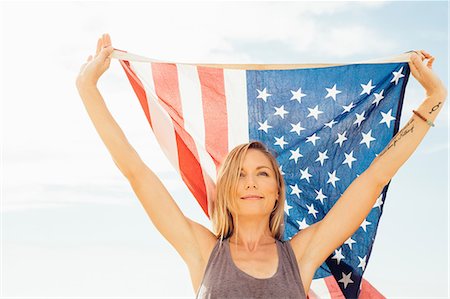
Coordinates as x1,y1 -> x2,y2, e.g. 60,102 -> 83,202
357,255 -> 367,271
372,90 -> 385,107
306,133 -> 320,146
360,218 -> 372,232
360,79 -> 376,95
338,272 -> 354,289
257,120 -> 272,133
284,200 -> 293,216
372,194 -> 384,210
290,87 -> 307,104
379,109 -> 396,128
315,188 -> 327,204
306,203 -> 319,219
297,218 -> 309,230
360,130 -> 376,149
324,119 -> 338,129
325,84 -> 342,101
307,105 -> 324,120
391,66 -> 405,85
290,184 -> 302,198
274,105 -> 289,119
274,136 -> 288,149
341,101 -> 356,114
279,165 -> 285,176
289,148 -> 303,164
316,150 -> 329,166
327,170 -> 340,188
342,150 -> 357,169
354,111 -> 366,127
334,131 -> 348,147
290,122 -> 306,136
256,87 -> 271,102
332,248 -> 345,265
300,167 -> 312,183
344,237 -> 356,250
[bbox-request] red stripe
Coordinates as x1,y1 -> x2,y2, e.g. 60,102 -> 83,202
359,278 -> 385,299
151,62 -> 209,217
119,60 -> 152,128
197,66 -> 229,170
324,276 -> 346,298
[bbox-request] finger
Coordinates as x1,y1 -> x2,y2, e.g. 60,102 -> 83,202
87,54 -> 93,61
409,54 -> 421,79
104,33 -> 112,47
427,57 -> 435,69
96,37 -> 102,56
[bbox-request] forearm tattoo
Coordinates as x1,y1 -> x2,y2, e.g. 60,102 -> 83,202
429,102 -> 442,114
377,118 -> 415,158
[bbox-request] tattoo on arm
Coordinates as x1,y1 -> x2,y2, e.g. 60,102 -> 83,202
429,102 -> 442,114
377,118 -> 415,158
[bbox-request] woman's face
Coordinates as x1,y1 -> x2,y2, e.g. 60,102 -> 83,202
234,149 -> 279,217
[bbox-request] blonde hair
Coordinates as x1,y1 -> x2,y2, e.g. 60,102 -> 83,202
210,141 -> 286,242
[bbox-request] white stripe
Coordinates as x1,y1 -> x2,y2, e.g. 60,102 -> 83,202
129,61 -> 180,173
310,278 -> 332,299
224,69 -> 249,151
177,64 -> 217,191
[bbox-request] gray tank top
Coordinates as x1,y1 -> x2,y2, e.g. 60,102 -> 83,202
196,237 -> 306,298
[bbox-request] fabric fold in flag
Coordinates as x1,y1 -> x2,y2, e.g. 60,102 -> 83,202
113,49 -> 411,298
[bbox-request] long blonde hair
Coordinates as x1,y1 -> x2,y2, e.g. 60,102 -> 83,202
210,141 -> 286,242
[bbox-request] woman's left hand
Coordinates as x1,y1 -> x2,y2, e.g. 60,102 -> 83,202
408,50 -> 447,98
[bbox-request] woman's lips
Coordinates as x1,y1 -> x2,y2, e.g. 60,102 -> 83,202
241,196 -> 263,200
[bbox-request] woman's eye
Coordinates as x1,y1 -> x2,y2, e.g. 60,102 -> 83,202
239,172 -> 245,177
259,171 -> 269,176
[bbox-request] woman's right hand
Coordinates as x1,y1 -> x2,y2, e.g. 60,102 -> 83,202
76,33 -> 114,90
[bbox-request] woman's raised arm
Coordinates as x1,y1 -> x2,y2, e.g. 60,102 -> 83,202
75,34 -> 216,277
292,50 -> 447,275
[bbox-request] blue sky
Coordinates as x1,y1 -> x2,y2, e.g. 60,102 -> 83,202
1,1 -> 448,298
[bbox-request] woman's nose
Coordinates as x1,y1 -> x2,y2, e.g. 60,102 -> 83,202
245,176 -> 257,189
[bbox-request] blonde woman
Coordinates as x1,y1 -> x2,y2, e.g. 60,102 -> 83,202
76,33 -> 447,298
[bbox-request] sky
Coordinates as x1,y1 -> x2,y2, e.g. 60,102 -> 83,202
1,1 -> 449,298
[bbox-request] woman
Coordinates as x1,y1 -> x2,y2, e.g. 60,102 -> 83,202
76,33 -> 447,298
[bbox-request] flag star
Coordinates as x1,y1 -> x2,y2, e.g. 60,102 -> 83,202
306,133 -> 320,146
357,255 -> 367,271
256,87 -> 271,102
316,150 -> 329,166
307,105 -> 324,120
391,66 -> 405,85
297,218 -> 309,230
315,188 -> 327,204
332,248 -> 345,265
373,194 -> 384,210
342,150 -> 357,169
325,84 -> 342,101
341,101 -> 356,114
290,87 -> 307,104
284,200 -> 293,216
354,111 -> 366,127
360,130 -> 376,149
289,148 -> 303,163
360,218 -> 372,232
324,119 -> 338,129
339,272 -> 354,289
327,170 -> 340,188
379,109 -> 396,128
279,165 -> 285,176
290,122 -> 306,136
274,105 -> 289,119
306,203 -> 319,219
344,237 -> 356,250
274,136 -> 288,149
334,131 -> 348,147
372,90 -> 385,107
360,79 -> 376,95
300,167 -> 312,183
290,184 -> 302,198
257,120 -> 272,133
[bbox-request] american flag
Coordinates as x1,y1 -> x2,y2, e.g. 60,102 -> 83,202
112,49 -> 411,298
